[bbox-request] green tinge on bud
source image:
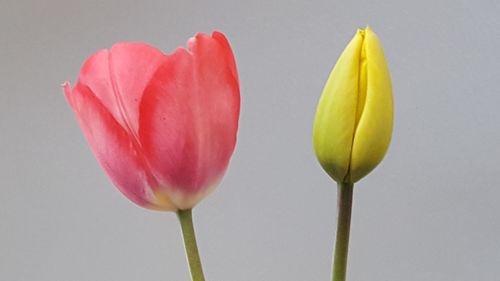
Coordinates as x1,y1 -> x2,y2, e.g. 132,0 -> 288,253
313,26 -> 393,184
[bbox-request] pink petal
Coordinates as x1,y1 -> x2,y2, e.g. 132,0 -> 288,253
211,31 -> 239,85
77,43 -> 166,135
138,32 -> 240,202
64,82 -> 175,211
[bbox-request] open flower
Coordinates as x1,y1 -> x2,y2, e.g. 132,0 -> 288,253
64,31 -> 240,211
313,27 -> 393,183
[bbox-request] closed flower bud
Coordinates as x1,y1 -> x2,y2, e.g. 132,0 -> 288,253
313,27 -> 393,183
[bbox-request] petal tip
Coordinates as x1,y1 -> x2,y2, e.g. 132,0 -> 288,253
211,30 -> 225,38
184,32 -> 207,53
184,31 -> 230,53
62,81 -> 71,96
211,31 -> 230,46
186,37 -> 196,52
364,26 -> 377,38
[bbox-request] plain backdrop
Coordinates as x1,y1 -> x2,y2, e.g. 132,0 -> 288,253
1,0 -> 500,280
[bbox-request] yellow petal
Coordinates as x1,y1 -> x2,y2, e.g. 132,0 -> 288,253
313,30 -> 364,182
349,27 -> 393,183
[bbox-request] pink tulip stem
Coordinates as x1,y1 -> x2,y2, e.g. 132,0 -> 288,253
177,209 -> 205,281
332,182 -> 354,281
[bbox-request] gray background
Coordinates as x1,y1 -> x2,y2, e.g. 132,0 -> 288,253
1,0 -> 500,280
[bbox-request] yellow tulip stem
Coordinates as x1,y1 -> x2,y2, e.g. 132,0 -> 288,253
177,209 -> 206,281
332,182 -> 354,281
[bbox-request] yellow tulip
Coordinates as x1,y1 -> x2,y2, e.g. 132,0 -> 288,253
313,26 -> 393,184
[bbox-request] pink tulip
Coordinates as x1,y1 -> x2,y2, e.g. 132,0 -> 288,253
64,32 -> 240,211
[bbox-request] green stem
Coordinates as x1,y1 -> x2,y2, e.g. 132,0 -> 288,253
177,209 -> 206,281
332,182 -> 354,281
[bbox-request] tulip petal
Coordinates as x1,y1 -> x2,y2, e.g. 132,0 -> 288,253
313,31 -> 364,182
64,82 -> 176,211
349,27 -> 393,182
211,31 -> 239,85
77,43 -> 166,135
139,32 -> 240,209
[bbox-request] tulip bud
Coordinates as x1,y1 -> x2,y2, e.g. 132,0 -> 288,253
64,32 -> 240,211
313,27 -> 393,183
